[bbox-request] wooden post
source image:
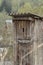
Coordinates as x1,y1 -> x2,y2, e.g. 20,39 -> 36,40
33,19 -> 38,65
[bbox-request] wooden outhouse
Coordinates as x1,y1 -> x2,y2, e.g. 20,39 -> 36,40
10,13 -> 43,65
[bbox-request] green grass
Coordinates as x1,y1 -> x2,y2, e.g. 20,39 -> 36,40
0,0 -> 2,6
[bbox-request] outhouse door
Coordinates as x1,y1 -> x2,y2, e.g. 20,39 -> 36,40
17,21 -> 30,40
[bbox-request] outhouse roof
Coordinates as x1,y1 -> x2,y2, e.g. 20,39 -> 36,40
9,13 -> 43,21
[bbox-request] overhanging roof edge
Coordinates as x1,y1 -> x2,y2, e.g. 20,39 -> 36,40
9,13 -> 43,20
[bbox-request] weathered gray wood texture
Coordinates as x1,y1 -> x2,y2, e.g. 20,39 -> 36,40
13,17 -> 43,65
